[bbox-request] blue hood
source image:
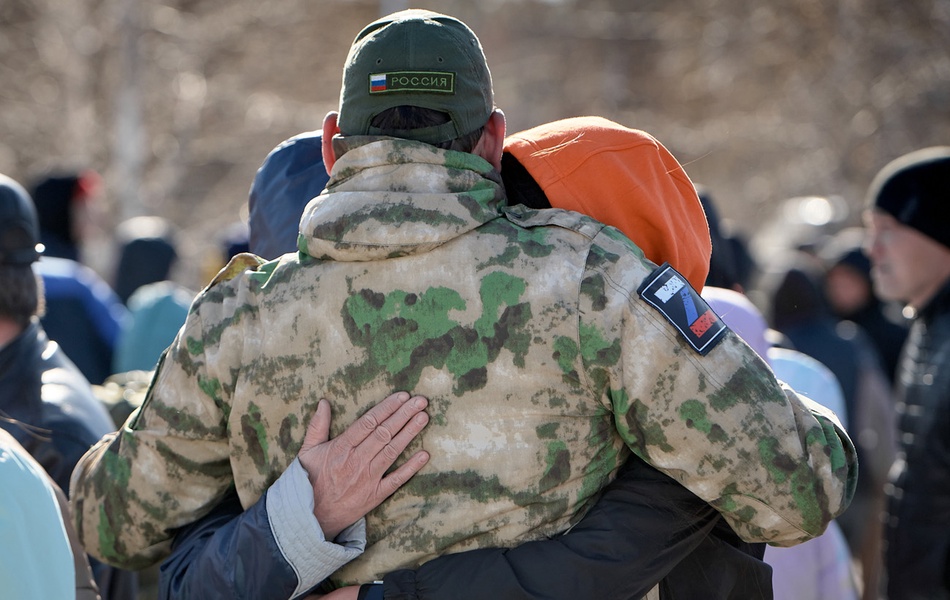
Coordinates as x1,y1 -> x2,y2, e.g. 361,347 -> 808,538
247,131 -> 330,259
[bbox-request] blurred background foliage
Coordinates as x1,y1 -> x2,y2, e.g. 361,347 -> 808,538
2,0 -> 948,288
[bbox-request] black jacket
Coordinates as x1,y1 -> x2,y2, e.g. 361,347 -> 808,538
0,320 -> 116,489
886,279 -> 950,600
0,320 -> 137,600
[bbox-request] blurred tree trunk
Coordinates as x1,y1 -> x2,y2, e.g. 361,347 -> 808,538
114,0 -> 145,220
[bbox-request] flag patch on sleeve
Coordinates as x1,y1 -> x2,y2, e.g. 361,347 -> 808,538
637,263 -> 728,355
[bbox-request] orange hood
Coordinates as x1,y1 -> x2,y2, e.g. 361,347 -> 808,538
504,116 -> 711,291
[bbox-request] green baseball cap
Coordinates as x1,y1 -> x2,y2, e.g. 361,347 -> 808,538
337,9 -> 494,145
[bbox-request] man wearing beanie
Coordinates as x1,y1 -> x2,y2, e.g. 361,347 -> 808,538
864,146 -> 950,600
73,10 -> 855,597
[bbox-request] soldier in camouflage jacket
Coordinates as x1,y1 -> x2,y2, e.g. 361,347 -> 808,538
71,8 -> 856,590
71,131 -> 855,582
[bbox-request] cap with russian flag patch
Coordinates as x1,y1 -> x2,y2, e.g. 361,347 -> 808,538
369,71 -> 455,95
338,9 -> 494,145
637,263 -> 728,355
370,74 -> 387,92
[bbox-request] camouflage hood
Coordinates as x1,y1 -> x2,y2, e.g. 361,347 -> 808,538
298,137 -> 507,261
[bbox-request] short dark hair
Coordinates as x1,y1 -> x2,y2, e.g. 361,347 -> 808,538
0,266 -> 41,327
370,106 -> 485,153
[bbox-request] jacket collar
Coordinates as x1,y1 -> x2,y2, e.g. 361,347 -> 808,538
298,138 -> 506,262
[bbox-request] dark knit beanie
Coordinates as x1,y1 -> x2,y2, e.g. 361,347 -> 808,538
32,173 -> 81,245
867,146 -> 950,249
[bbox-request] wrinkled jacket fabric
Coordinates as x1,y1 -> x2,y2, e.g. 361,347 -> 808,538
73,138 -> 856,583
886,279 -> 950,600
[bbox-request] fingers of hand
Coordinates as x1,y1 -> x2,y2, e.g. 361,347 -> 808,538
384,410 -> 428,459
370,409 -> 428,478
379,449 -> 430,496
346,391 -> 412,445
360,393 -> 426,446
371,395 -> 428,452
300,399 -> 332,451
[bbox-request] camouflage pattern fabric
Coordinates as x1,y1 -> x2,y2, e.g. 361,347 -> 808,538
71,138 -> 856,583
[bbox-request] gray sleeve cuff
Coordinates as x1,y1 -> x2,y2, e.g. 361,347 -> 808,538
267,458 -> 367,598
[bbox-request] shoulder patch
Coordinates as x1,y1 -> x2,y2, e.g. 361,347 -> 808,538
637,263 -> 728,355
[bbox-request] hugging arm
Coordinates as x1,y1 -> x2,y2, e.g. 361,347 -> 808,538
161,453 -> 768,600
159,392 -> 430,600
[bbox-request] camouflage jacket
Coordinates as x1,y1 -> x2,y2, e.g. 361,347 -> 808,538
71,138 -> 856,583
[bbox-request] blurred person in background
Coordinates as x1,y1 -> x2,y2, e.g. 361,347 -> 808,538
31,170 -> 102,263
0,428 -> 90,599
110,216 -> 193,374
0,173 -> 137,599
112,216 -> 181,306
199,221 -> 251,285
696,185 -> 756,293
703,286 -> 860,600
112,280 -> 193,374
863,147 -> 950,600
32,242 -> 128,384
820,227 -> 909,384
29,170 -> 128,384
247,131 -> 329,259
760,251 -> 897,599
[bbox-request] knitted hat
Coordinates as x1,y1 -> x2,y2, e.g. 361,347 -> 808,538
867,146 -> 950,249
0,173 -> 43,265
30,170 -> 101,260
503,116 -> 711,291
337,9 -> 493,145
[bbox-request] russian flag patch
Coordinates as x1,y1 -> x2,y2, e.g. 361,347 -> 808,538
637,263 -> 728,355
370,74 -> 387,92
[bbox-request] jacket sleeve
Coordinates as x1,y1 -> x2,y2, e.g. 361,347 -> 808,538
70,258 -> 266,570
160,459 -> 366,600
159,491 -> 299,600
583,248 -> 858,547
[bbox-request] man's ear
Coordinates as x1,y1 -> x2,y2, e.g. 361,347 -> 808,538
322,112 -> 341,174
473,109 -> 506,171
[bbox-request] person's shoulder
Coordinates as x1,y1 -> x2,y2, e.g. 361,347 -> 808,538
0,430 -> 76,599
36,256 -> 118,300
504,205 -> 606,240
40,346 -> 118,435
502,206 -> 656,275
0,428 -> 28,460
34,255 -> 83,280
0,428 -> 53,486
505,205 -> 650,256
